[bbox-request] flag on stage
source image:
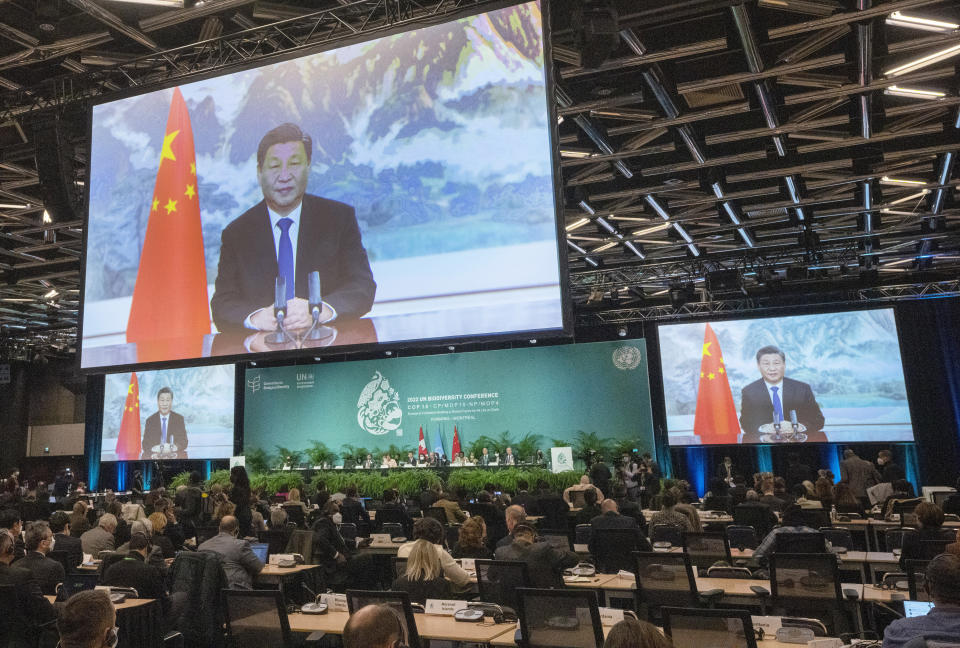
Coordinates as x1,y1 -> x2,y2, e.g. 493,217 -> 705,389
433,427 -> 446,460
693,323 -> 740,444
115,373 -> 142,460
418,426 -> 428,458
452,426 -> 461,458
127,87 -> 210,362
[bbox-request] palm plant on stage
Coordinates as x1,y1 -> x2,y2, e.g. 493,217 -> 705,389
513,433 -> 543,462
244,447 -> 271,474
551,431 -> 617,468
275,445 -> 303,467
340,444 -> 370,467
305,441 -> 337,468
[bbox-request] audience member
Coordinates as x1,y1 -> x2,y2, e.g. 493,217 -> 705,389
702,478 -> 733,514
648,492 -> 692,535
753,504 -> 830,560
0,508 -> 25,560
396,518 -> 470,591
512,479 -> 538,515
840,449 -> 881,507
147,512 -> 176,558
81,513 -> 117,556
758,474 -> 786,512
589,499 -> 651,557
733,490 -> 779,539
494,524 -> 578,588
17,521 -> 64,595
102,533 -> 167,604
197,515 -> 263,589
452,516 -> 492,559
882,554 -> 960,648
833,482 -> 863,515
563,475 -> 605,506
340,485 -> 371,526
56,590 -> 116,648
49,510 -> 82,566
899,502 -> 954,567
590,455 -> 611,496
228,466 -> 254,538
495,505 -> 527,549
575,487 -> 602,525
343,604 -> 406,648
310,500 -> 350,587
392,538 -> 452,603
68,500 -> 92,538
0,531 -> 57,647
431,491 -> 467,525
877,450 -> 905,483
604,617 -> 673,648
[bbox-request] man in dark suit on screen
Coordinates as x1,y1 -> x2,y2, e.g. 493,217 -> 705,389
211,122 -> 376,333
739,345 -> 825,443
141,386 -> 188,459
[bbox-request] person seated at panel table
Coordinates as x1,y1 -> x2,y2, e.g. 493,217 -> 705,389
739,345 -> 825,443
452,452 -> 467,466
405,451 -> 417,466
882,554 -> 960,648
502,447 -> 516,465
479,447 -> 493,466
752,503 -> 831,562
380,454 -> 398,469
362,454 -> 375,469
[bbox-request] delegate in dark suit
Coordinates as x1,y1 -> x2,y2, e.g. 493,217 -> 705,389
141,411 -> 188,458
494,538 -> 578,589
739,377 -> 825,442
14,551 -> 64,596
211,194 -> 376,331
0,562 -> 58,648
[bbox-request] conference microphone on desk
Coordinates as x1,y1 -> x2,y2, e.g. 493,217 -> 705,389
300,583 -> 327,614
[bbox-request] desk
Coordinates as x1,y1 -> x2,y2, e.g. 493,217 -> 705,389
47,595 -> 162,648
256,563 -> 321,601
287,610 -> 517,643
358,538 -> 403,555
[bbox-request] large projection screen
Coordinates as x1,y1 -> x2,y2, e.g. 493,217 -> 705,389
658,309 -> 914,446
81,1 -> 564,370
101,364 -> 236,462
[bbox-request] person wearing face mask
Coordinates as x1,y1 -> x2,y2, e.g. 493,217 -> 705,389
0,531 -> 57,648
57,590 -> 117,648
197,515 -> 264,589
16,521 -> 65,595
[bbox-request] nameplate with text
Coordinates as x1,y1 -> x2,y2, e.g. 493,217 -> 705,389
425,599 -> 467,616
459,558 -> 475,570
598,608 -> 624,626
750,616 -> 782,635
370,533 -> 392,543
319,593 -> 348,612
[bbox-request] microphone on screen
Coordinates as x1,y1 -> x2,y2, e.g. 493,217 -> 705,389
790,409 -> 799,433
265,276 -> 291,344
772,413 -> 781,434
308,271 -> 322,321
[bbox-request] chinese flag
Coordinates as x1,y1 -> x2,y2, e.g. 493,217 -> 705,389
693,323 -> 740,444
115,373 -> 142,460
127,87 -> 210,362
452,426 -> 462,457
418,427 -> 428,458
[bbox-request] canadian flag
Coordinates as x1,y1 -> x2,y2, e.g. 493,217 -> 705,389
418,426 -> 428,458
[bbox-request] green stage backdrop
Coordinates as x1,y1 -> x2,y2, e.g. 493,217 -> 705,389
243,340 -> 654,463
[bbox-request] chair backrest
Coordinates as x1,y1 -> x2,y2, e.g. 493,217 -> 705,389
818,527 -> 854,551
338,523 -> 357,541
169,550 -> 229,648
733,505 -> 775,537
538,496 -> 571,530
883,528 -> 916,552
705,566 -> 752,579
61,572 -> 99,598
906,560 -> 931,601
376,508 -> 404,526
475,559 -> 530,611
444,525 -> 460,549
284,506 -> 306,529
662,607 -> 758,648
798,509 -> 831,529
542,534 -> 571,550
682,532 -> 730,573
382,523 -> 405,539
895,500 -> 923,527
0,584 -> 28,645
284,530 -> 314,563
258,529 -> 288,555
592,528 -> 644,573
919,539 -> 951,561
223,589 -> 292,648
773,532 -> 827,554
931,491 -> 955,507
98,552 -> 127,583
340,501 -> 363,524
725,525 -> 758,550
392,557 -> 408,580
574,524 -> 592,545
650,524 -> 683,547
423,508 -> 447,525
197,526 -> 219,545
633,552 -> 697,620
769,553 -> 842,603
516,588 -> 604,648
345,590 -> 421,648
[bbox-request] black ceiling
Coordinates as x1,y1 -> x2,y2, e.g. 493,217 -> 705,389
1,0 -> 959,360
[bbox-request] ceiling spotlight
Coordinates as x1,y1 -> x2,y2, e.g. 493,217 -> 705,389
385,350 -> 392,356
880,176 -> 927,187
565,218 -> 590,232
529,339 -> 537,344
884,43 -> 960,77
42,210 -> 52,224
886,11 -> 959,32
617,327 -> 627,337
43,289 -> 58,299
884,85 -> 947,99
250,361 -> 257,366
447,346 -> 455,351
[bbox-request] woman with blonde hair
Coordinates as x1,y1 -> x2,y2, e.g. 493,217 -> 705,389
392,538 -> 452,603
147,512 -> 176,558
69,500 -> 91,537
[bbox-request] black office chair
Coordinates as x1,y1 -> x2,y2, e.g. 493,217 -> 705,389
223,589 -> 294,648
391,557 -> 408,580
98,552 -> 127,583
769,553 -> 853,635
258,529 -> 288,555
574,524 -> 592,545
375,507 -> 405,528
725,525 -> 758,551
537,496 -> 571,531
381,523 -> 405,539
920,539 -> 951,561
682,532 -> 731,574
338,523 -> 358,542
662,607 -> 759,648
906,559 -> 931,601
733,505 -> 777,538
517,588 -> 604,648
895,500 -> 924,527
475,559 -> 530,611
542,533 -> 571,550
773,532 -> 827,554
632,552 -> 699,623
798,509 -> 831,529
650,524 -> 683,547
282,506 -> 306,529
345,590 -> 421,648
883,528 -> 916,552
423,508 -> 448,525
591,528 -> 649,573
284,530 -> 314,564
819,528 -> 855,552
445,524 -> 460,549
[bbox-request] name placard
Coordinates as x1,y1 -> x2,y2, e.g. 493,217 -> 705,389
750,616 -> 782,635
459,558 -> 476,570
598,608 -> 624,626
370,533 -> 392,543
425,599 -> 468,616
319,593 -> 348,612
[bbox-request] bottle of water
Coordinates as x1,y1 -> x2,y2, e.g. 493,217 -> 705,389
830,505 -> 837,522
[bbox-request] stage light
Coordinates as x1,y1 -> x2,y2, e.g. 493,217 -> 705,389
884,85 -> 946,99
529,339 -> 537,344
584,256 -> 599,267
623,241 -> 645,259
883,43 -> 960,77
0,203 -> 30,209
559,148 -> 594,159
385,351 -> 392,356
880,176 -> 927,187
43,289 -> 58,299
617,327 -> 627,337
567,240 -> 588,255
565,218 -> 590,232
42,210 -> 52,224
886,11 -> 958,32
447,346 -> 455,351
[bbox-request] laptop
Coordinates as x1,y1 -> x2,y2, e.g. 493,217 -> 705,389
904,601 -> 935,617
250,542 -> 269,564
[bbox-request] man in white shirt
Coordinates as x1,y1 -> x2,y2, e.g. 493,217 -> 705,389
141,387 -> 188,459
739,345 -> 825,443
503,447 -> 516,465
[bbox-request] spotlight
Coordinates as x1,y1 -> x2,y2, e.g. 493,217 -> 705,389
385,350 -> 393,356
447,345 -> 455,351
529,339 -> 537,344
617,327 -> 627,337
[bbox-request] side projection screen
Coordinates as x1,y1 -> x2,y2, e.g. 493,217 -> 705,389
81,1 -> 563,370
657,309 -> 914,446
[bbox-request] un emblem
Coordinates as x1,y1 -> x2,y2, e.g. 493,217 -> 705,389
357,371 -> 402,436
612,346 -> 642,370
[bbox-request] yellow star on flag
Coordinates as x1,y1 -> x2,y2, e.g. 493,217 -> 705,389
190,162 -> 196,175
719,367 -> 725,374
160,129 -> 180,165
700,372 -> 704,377
128,383 -> 134,394
151,197 -> 159,212
184,184 -> 196,200
720,356 -> 724,364
708,373 -> 715,380
164,198 -> 178,214
702,341 -> 712,356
